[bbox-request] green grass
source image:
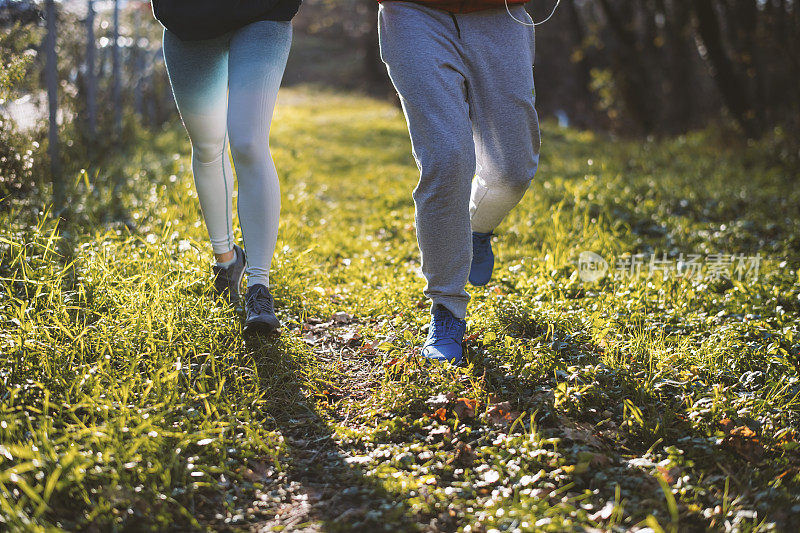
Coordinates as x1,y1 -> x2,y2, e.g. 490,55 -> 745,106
2,87 -> 799,532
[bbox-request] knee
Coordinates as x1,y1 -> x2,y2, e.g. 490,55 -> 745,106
484,154 -> 539,192
413,142 -> 475,207
192,139 -> 226,165
416,141 -> 474,186
229,135 -> 267,167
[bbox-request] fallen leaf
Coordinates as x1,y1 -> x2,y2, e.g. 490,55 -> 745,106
339,328 -> 361,346
360,338 -> 381,355
724,425 -> 764,462
453,398 -> 478,419
731,425 -> 757,439
331,311 -> 353,324
487,401 -> 514,427
718,418 -> 735,435
448,442 -> 475,466
656,465 -> 683,485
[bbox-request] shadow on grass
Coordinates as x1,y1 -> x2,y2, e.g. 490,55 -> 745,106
464,315 -> 800,531
236,334 -> 417,532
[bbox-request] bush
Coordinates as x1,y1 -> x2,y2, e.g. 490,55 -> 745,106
0,20 -> 42,206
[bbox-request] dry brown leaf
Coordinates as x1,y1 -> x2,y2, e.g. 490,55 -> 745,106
724,425 -> 764,462
718,418 -> 735,435
453,398 -> 478,419
487,401 -> 514,427
339,328 -> 361,346
464,331 -> 481,342
731,425 -> 757,438
656,465 -> 683,485
360,338 -> 381,355
448,442 -> 475,466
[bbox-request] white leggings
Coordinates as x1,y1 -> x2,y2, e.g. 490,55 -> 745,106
163,20 -> 292,288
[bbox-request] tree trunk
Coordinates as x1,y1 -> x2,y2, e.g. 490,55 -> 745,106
597,0 -> 655,133
692,0 -> 759,137
45,0 -> 64,211
86,0 -> 97,146
112,0 -> 122,139
565,0 -> 595,127
658,0 -> 696,132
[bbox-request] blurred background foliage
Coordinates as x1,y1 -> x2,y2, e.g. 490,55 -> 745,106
1,0 -> 799,213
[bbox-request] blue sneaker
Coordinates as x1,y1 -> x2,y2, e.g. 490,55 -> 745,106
469,231 -> 494,286
422,305 -> 467,365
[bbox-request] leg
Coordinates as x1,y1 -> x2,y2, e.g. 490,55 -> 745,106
227,20 -> 292,289
379,2 -> 475,319
162,29 -> 235,257
462,7 -> 541,234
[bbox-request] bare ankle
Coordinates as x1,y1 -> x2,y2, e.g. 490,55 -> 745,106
215,249 -> 235,264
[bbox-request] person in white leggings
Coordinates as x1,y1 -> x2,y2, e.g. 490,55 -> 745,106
162,20 -> 290,334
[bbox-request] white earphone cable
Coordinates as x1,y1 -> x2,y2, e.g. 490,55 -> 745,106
505,0 -> 562,27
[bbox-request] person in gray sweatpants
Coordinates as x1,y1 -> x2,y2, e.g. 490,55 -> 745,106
378,1 -> 541,364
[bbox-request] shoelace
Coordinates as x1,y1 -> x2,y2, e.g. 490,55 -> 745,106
246,285 -> 273,315
473,232 -> 493,262
431,307 -> 464,339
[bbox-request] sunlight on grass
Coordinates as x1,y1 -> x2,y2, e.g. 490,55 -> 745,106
1,87 -> 799,531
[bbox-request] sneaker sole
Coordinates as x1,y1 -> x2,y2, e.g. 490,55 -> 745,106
468,262 -> 493,287
243,316 -> 281,337
468,276 -> 491,287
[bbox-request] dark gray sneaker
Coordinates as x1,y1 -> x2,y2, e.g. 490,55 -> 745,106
244,284 -> 281,336
212,244 -> 246,306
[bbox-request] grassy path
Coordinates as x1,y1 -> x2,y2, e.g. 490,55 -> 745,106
2,88 -> 800,531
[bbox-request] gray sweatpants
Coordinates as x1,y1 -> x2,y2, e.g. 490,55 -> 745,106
378,1 -> 541,319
